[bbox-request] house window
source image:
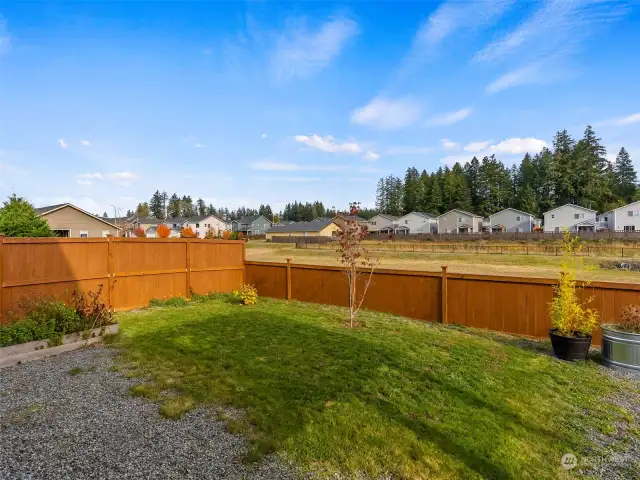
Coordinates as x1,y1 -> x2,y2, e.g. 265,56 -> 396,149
516,216 -> 521,221
458,217 -> 463,222
405,220 -> 409,224
196,223 -> 200,228
624,226 -> 636,232
371,221 -> 376,225
101,230 -> 110,237
555,227 -> 560,232
604,217 -> 608,222
444,218 -> 448,222
53,229 -> 70,237
551,214 -> 555,219
80,230 -> 89,238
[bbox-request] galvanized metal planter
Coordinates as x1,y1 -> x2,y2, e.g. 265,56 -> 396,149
601,325 -> 640,375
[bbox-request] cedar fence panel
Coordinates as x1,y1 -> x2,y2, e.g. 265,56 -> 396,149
0,237 -> 244,320
245,261 -> 640,346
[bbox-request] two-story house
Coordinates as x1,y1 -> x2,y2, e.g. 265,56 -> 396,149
609,200 -> 640,232
437,209 -> 483,233
394,212 -> 437,234
367,214 -> 399,233
543,204 -> 597,232
488,208 -> 541,233
231,215 -> 272,236
180,215 -> 229,238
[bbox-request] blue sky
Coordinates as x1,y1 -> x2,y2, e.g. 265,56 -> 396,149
1,0 -> 639,216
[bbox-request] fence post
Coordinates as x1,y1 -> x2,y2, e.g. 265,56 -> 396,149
186,239 -> 192,298
0,235 -> 4,322
286,257 -> 292,301
441,265 -> 448,324
107,236 -> 113,312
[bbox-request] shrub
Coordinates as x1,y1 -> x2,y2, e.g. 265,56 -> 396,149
233,284 -> 258,305
548,231 -> 598,337
149,296 -> 189,308
157,224 -> 171,238
180,226 -> 197,238
71,284 -> 114,330
204,228 -> 217,239
134,227 -> 146,237
222,230 -> 232,240
617,305 -> 640,334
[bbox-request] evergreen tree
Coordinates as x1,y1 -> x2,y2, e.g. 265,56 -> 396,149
518,184 -> 538,215
206,203 -> 217,216
402,167 -> 421,214
0,194 -> 54,237
463,156 -> 481,207
375,178 -> 387,213
551,130 -> 577,205
263,205 -> 273,220
167,193 -> 181,218
614,147 -> 637,202
196,198 -> 206,216
149,191 -> 165,219
180,195 -> 195,217
418,170 -> 431,212
428,169 -> 444,214
135,202 -> 150,217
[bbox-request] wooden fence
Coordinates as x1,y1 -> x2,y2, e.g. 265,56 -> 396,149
0,237 -> 245,321
297,242 -> 640,258
245,260 -> 640,346
367,231 -> 640,242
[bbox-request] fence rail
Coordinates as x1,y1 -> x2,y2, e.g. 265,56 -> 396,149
366,231 -> 640,242
245,260 -> 640,346
297,242 -> 640,258
0,237 -> 245,321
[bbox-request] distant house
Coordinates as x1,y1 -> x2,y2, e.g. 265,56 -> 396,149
265,220 -> 340,240
543,204 -> 597,232
394,212 -> 437,235
608,200 -> 640,232
331,214 -> 369,231
35,203 -> 121,238
596,211 -> 612,231
488,208 -> 541,233
231,215 -> 272,236
131,216 -> 165,232
367,214 -> 399,233
181,215 -> 229,238
145,225 -> 181,238
437,209 -> 483,234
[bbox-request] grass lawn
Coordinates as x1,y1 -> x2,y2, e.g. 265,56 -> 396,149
246,242 -> 640,282
113,296 -> 639,479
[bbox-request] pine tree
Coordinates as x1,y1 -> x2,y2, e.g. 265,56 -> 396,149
263,205 -> 273,220
149,191 -> 165,219
135,202 -> 150,217
206,203 -> 217,216
167,193 -> 181,218
552,130 -> 577,205
402,167 -> 421,214
196,198 -> 206,216
429,169 -> 444,214
0,194 -> 54,237
463,157 -> 481,207
375,178 -> 387,213
614,147 -> 637,202
418,170 -> 431,212
181,195 -> 195,217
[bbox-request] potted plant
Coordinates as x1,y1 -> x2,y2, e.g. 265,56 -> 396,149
548,232 -> 598,361
601,305 -> 640,374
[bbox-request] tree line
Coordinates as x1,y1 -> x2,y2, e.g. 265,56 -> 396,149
376,126 -> 638,218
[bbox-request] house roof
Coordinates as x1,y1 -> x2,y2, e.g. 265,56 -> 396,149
266,220 -> 336,234
370,213 -> 399,221
573,220 -> 595,227
336,214 -> 368,222
612,200 -> 640,212
436,209 -> 482,219
36,203 -> 121,230
312,216 -> 334,222
544,203 -> 596,215
489,207 -> 536,219
233,215 -> 262,224
397,211 -> 437,221
135,216 -> 165,225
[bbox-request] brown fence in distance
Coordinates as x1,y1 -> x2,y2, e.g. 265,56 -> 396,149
245,260 -> 640,346
0,237 -> 245,321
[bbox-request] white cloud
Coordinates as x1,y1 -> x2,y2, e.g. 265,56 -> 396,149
386,146 -> 435,156
250,161 -> 346,172
78,173 -> 104,180
76,171 -> 138,187
77,179 -> 94,186
271,15 -> 359,82
440,139 -> 459,150
58,138 -> 68,149
252,176 -> 320,183
441,137 -> 547,166
425,108 -> 471,127
595,112 -> 640,127
464,141 -> 491,152
295,134 -> 361,154
363,151 -> 380,161
107,172 -> 137,181
351,97 -> 422,130
194,143 -> 204,148
485,62 -> 553,94
261,133 -> 268,139
80,139 -> 91,147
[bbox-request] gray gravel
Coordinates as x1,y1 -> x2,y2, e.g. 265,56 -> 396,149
0,346 -> 298,480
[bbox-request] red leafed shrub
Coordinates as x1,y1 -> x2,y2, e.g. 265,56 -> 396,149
180,226 -> 197,238
222,230 -> 232,240
157,224 -> 171,238
134,227 -> 146,238
238,232 -> 245,240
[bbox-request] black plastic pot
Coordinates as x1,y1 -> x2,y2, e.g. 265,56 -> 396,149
549,328 -> 592,361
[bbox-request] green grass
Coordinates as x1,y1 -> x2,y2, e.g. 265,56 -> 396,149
113,296 -> 639,479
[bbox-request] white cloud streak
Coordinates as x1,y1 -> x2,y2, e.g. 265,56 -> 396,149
464,141 -> 491,152
440,139 -> 459,150
294,134 -> 379,160
58,138 -> 68,149
595,112 -> 640,127
386,146 -> 435,156
80,139 -> 91,147
77,171 -> 138,186
441,137 -> 548,166
350,97 -> 422,130
425,108 -> 472,127
250,161 -> 346,172
271,15 -> 359,82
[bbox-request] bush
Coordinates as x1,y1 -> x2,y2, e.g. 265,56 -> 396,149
134,227 -> 146,237
157,224 -> 171,238
233,284 -> 258,305
180,226 -> 197,238
617,305 -> 640,334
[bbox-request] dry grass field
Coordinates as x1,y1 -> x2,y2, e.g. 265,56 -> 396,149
245,242 -> 640,282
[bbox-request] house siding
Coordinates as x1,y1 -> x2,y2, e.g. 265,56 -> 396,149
489,209 -> 535,232
395,213 -> 437,234
437,210 -> 481,233
367,215 -> 395,233
614,200 -> 640,232
184,216 -> 229,238
543,205 -> 596,232
41,206 -> 119,238
266,223 -> 340,240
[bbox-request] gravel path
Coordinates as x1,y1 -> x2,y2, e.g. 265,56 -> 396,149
0,346 -> 297,480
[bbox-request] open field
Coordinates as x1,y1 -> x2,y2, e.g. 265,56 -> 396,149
113,296 -> 639,479
246,242 -> 640,282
